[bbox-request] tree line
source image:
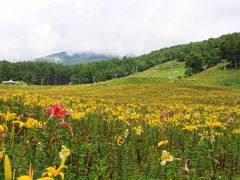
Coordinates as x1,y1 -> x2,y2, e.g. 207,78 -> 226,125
0,32 -> 239,85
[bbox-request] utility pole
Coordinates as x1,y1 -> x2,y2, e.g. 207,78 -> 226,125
131,66 -> 135,74
202,65 -> 207,70
168,62 -> 173,82
222,59 -> 227,81
41,79 -> 44,86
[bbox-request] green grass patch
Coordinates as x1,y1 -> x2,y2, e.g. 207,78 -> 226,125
135,60 -> 185,79
189,63 -> 240,88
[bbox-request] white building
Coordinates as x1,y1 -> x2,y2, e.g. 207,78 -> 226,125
1,79 -> 19,85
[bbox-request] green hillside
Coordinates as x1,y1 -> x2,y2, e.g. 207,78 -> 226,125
135,60 -> 185,78
111,61 -> 240,89
189,63 -> 240,88
109,60 -> 185,85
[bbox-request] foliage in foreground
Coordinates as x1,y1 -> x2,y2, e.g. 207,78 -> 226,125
0,83 -> 240,179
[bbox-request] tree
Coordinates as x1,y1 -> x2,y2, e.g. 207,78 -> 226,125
185,52 -> 204,76
0,61 -> 12,81
220,33 -> 240,68
70,75 -> 79,84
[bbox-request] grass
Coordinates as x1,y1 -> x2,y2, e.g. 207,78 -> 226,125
135,60 -> 185,78
189,63 -> 240,88
109,60 -> 186,85
110,61 -> 240,89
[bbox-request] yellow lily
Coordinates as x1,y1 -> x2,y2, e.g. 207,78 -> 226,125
42,165 -> 67,180
0,124 -> 7,136
24,118 -> 38,128
233,128 -> 240,135
18,164 -> 34,180
182,125 -> 198,132
116,136 -> 125,146
124,129 -> 129,138
161,150 -> 174,166
157,140 -> 168,148
13,121 -> 25,128
13,118 -> 44,129
4,155 -> 12,180
0,124 -> 4,132
0,150 -> 4,161
0,111 -> 16,121
42,145 -> 70,179
71,112 -> 86,119
133,125 -> 143,136
37,177 -> 54,180
18,164 -> 55,180
59,145 -> 71,166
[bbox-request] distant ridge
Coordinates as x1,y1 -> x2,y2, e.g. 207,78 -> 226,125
35,51 -> 117,64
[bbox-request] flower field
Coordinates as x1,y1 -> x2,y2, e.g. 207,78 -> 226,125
1,83 -> 240,179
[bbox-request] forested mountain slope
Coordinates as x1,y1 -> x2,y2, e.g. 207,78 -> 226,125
0,32 -> 239,85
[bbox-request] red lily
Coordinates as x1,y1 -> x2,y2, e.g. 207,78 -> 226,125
160,112 -> 168,119
48,102 -> 69,124
141,118 -> 148,124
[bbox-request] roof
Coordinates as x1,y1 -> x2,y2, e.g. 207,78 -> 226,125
1,80 -> 19,85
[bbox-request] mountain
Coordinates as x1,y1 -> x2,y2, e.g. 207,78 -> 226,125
35,51 -> 116,64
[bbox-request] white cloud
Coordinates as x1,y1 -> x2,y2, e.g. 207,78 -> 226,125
0,0 -> 240,61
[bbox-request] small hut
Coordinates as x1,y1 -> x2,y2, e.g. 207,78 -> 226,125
1,79 -> 19,85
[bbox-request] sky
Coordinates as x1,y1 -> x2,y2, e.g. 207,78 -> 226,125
0,0 -> 240,61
